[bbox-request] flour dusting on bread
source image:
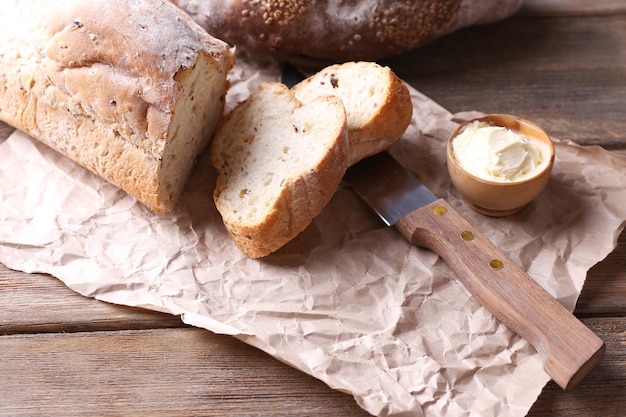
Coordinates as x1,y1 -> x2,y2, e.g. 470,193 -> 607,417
0,0 -> 235,213
172,0 -> 523,61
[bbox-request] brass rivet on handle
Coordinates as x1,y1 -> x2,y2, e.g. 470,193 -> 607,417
433,205 -> 447,215
461,230 -> 474,241
489,259 -> 504,270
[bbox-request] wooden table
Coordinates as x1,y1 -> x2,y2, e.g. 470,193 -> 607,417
1,1 -> 624,415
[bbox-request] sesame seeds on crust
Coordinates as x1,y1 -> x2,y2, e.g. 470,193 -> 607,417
369,1 -> 463,52
241,0 -> 307,26
234,0 -> 463,60
176,0 -> 465,61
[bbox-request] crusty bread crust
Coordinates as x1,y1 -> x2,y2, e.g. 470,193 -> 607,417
211,82 -> 349,258
0,0 -> 235,213
171,0 -> 523,62
291,62 -> 413,165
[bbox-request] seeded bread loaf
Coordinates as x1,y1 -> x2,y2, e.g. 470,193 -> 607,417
291,62 -> 412,165
0,0 -> 235,213
171,0 -> 523,62
211,82 -> 349,258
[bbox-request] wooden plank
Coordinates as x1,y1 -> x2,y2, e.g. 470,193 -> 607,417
2,229 -> 624,333
0,264 -> 184,334
529,318 -> 626,417
0,327 -> 369,417
0,319 -> 623,417
385,14 -> 626,149
576,231 -> 626,317
0,4 -> 625,416
520,0 -> 626,17
1,15 -> 625,152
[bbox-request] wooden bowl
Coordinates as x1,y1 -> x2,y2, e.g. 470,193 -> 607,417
447,114 -> 555,217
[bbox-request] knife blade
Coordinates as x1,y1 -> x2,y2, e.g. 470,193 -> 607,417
345,151 -> 604,391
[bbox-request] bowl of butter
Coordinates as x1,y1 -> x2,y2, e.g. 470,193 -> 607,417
447,114 -> 555,217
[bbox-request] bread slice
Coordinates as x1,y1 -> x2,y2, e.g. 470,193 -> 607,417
0,0 -> 235,213
291,61 -> 413,165
211,82 -> 349,258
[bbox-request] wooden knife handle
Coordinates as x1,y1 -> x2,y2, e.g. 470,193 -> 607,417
395,199 -> 605,390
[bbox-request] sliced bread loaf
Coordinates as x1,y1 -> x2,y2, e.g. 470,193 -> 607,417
291,61 -> 413,165
0,0 -> 235,214
211,82 -> 349,258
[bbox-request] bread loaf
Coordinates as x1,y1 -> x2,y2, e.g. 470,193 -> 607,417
211,82 -> 349,258
291,62 -> 412,165
0,0 -> 235,213
171,0 -> 523,62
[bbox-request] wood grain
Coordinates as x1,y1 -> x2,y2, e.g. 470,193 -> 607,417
395,198 -> 605,390
383,13 -> 626,149
0,265 -> 184,334
576,232 -> 626,317
520,0 -> 626,16
0,1 -> 625,416
0,328 -> 370,417
529,318 -> 626,417
0,320 -> 623,416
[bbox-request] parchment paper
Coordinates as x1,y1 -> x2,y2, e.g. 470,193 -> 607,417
1,57 -> 625,417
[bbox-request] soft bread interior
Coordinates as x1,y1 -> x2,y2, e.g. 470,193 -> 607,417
158,52 -> 230,212
211,82 -> 349,257
292,62 -> 412,165
214,84 -> 346,226
292,63 -> 389,130
0,0 -> 234,214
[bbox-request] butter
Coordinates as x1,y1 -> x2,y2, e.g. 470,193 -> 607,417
451,121 -> 548,182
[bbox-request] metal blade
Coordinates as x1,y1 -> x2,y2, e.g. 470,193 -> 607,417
344,152 -> 438,226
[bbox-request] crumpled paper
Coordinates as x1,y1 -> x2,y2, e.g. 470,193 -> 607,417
1,57 -> 625,417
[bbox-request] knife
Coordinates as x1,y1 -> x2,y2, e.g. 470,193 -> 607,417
279,62 -> 605,390
344,151 -> 605,391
